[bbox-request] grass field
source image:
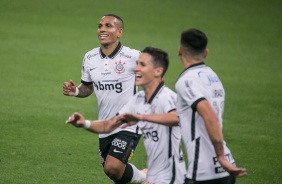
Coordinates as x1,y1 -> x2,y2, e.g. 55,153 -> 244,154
0,0 -> 281,183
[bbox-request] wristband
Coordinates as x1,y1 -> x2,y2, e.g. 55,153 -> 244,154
74,87 -> 79,96
84,120 -> 91,129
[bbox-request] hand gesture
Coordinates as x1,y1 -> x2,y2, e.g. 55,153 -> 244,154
118,113 -> 142,128
65,112 -> 85,128
63,80 -> 77,96
218,157 -> 247,177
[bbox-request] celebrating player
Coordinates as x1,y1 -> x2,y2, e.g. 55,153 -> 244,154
175,28 -> 247,184
63,14 -> 145,183
66,46 -> 186,184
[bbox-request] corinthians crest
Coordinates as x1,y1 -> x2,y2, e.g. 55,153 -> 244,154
114,60 -> 126,74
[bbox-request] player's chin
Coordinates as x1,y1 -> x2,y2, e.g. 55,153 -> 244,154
135,79 -> 142,86
99,40 -> 110,46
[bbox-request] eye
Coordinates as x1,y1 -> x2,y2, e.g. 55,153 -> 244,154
106,23 -> 112,28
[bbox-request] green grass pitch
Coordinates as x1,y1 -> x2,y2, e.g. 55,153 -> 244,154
0,0 -> 281,183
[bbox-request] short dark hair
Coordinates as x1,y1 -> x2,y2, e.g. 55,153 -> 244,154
103,14 -> 124,28
141,46 -> 169,77
181,28 -> 208,56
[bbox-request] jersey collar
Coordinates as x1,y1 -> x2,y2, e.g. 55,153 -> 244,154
186,61 -> 205,71
100,42 -> 122,59
146,81 -> 164,104
177,62 -> 206,79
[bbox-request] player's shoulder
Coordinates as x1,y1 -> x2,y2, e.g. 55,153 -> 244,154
121,45 -> 140,53
156,86 -> 177,103
176,68 -> 200,85
83,47 -> 100,61
160,86 -> 176,97
120,45 -> 140,58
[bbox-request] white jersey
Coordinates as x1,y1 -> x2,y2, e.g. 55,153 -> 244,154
119,83 -> 186,184
175,62 -> 235,181
81,42 -> 140,138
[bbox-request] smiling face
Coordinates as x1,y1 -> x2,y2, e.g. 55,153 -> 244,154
134,53 -> 163,89
97,16 -> 123,47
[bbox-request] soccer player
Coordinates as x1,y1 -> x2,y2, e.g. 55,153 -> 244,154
66,46 -> 186,184
62,14 -> 145,184
175,28 -> 247,184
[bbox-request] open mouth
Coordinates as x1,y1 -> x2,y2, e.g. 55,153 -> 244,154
99,34 -> 108,39
135,74 -> 142,79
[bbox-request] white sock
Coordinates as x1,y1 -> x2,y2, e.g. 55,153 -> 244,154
129,163 -> 146,183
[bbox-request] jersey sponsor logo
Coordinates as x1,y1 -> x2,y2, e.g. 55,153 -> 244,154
93,81 -> 123,93
212,89 -> 224,98
113,149 -> 123,153
114,61 -> 126,74
212,101 -> 220,116
87,53 -> 98,60
198,71 -> 220,86
184,80 -> 196,100
112,138 -> 127,150
213,153 -> 234,174
212,101 -> 224,117
119,52 -> 132,58
101,71 -> 111,75
142,128 -> 159,142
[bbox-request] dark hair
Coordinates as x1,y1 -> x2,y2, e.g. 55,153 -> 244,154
103,14 -> 124,28
181,28 -> 208,56
141,46 -> 169,77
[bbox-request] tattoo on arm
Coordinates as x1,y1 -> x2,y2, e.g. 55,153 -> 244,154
77,84 -> 93,97
212,140 -> 224,157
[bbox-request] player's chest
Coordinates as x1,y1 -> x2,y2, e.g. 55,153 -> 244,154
88,58 -> 135,80
136,100 -> 161,115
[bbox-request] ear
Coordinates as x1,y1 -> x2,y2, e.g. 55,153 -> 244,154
178,46 -> 182,56
154,67 -> 163,78
117,28 -> 123,38
203,49 -> 209,58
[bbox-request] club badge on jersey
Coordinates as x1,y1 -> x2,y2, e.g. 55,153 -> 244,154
114,60 -> 126,74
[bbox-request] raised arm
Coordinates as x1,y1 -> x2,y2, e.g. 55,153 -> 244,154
63,80 -> 93,98
197,100 -> 247,177
66,112 -> 123,133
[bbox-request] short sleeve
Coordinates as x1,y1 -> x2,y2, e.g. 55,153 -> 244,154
176,77 -> 206,110
159,91 -> 177,113
81,56 -> 92,83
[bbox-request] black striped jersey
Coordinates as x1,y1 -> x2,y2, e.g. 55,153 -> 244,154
119,82 -> 186,184
175,62 -> 235,181
81,42 -> 140,138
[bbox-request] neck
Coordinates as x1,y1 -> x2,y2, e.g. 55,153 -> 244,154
100,41 -> 119,56
181,56 -> 203,69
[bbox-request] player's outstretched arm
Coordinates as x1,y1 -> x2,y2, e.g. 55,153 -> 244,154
63,80 -> 93,97
65,112 -> 124,133
196,100 -> 247,177
119,110 -> 178,127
